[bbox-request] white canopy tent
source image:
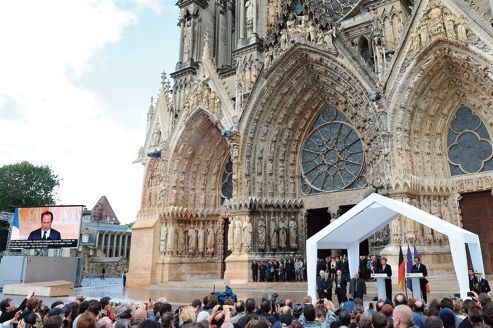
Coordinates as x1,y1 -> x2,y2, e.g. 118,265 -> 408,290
306,193 -> 484,300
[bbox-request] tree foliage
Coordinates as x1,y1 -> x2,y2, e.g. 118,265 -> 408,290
0,161 -> 60,212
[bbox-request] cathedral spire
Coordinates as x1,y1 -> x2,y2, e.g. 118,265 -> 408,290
147,96 -> 155,131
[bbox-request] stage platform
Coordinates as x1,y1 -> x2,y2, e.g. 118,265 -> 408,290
3,280 -> 74,297
0,275 -> 460,306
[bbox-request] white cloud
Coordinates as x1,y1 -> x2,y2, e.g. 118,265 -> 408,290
0,0 -> 152,222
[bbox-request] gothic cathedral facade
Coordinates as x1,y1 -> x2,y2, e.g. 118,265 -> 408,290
127,0 -> 493,286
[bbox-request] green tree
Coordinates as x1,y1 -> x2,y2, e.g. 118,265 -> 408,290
0,161 -> 60,212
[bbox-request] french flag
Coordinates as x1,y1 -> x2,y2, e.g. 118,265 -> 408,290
11,208 -> 20,239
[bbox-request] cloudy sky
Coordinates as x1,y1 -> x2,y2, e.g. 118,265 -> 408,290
0,0 -> 180,223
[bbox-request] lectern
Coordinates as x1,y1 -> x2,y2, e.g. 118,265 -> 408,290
406,273 -> 423,299
372,273 -> 390,300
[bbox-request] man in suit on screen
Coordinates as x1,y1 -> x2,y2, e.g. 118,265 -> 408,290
27,211 -> 61,240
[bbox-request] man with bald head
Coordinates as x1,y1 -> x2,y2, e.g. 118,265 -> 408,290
393,305 -> 414,328
412,299 -> 427,328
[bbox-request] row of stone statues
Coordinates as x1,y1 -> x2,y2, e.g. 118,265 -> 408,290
257,215 -> 298,251
390,195 -> 457,245
226,215 -> 299,254
227,217 -> 253,254
263,12 -> 336,70
409,1 -> 470,55
159,220 -> 220,257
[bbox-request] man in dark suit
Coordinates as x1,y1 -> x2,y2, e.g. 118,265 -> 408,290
335,269 -> 348,305
411,256 -> 428,302
317,271 -> 333,300
349,272 -> 367,300
475,272 -> 491,294
379,257 -> 392,301
251,261 -> 259,282
27,211 -> 61,240
468,269 -> 479,293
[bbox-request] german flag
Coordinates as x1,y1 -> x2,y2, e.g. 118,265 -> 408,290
398,246 -> 406,291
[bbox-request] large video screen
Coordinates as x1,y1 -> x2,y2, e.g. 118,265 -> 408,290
9,206 -> 82,249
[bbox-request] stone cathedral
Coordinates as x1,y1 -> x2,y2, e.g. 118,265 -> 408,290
127,0 -> 493,286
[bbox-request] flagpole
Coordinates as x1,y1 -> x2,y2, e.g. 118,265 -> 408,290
404,245 -> 408,299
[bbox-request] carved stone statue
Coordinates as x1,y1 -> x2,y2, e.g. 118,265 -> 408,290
258,216 -> 266,250
227,217 -> 234,251
289,216 -> 298,249
188,226 -> 197,255
390,217 -> 402,243
166,222 -> 175,254
420,198 -> 434,244
177,224 -> 186,255
206,222 -> 215,256
159,222 -> 167,255
441,199 -> 452,223
279,217 -> 287,249
269,217 -> 278,249
182,20 -> 192,62
444,13 -> 456,39
197,223 -> 205,254
419,22 -> 429,46
280,29 -> 288,49
245,0 -> 254,36
243,220 -> 253,251
324,24 -> 335,49
233,218 -> 243,253
151,127 -> 161,147
457,14 -> 469,42
263,46 -> 273,69
308,21 -> 317,43
431,199 -> 446,244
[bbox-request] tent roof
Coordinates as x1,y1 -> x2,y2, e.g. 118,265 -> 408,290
307,193 -> 479,249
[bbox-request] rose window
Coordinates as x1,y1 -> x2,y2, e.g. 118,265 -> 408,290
301,106 -> 367,194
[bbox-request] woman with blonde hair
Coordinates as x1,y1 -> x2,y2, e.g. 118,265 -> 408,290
179,306 -> 196,328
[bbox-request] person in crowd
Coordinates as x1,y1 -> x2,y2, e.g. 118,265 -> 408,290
278,259 -> 283,282
231,301 -> 246,324
251,261 -> 259,282
475,272 -> 491,294
468,269 -> 479,293
411,257 -> 429,303
372,312 -> 388,328
122,271 -> 127,288
341,255 -> 350,281
317,271 -> 332,301
425,316 -> 444,328
237,298 -> 257,328
259,261 -> 266,282
335,269 -> 348,305
0,291 -> 34,323
393,305 -> 413,328
349,272 -> 367,300
100,297 -> 112,319
411,299 -> 427,328
438,308 -> 456,328
379,257 -> 392,301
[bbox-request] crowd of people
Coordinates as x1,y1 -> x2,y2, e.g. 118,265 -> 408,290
251,259 -> 307,282
2,287 -> 493,328
249,254 -> 402,284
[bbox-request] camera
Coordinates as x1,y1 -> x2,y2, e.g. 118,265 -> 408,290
319,299 -> 324,305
